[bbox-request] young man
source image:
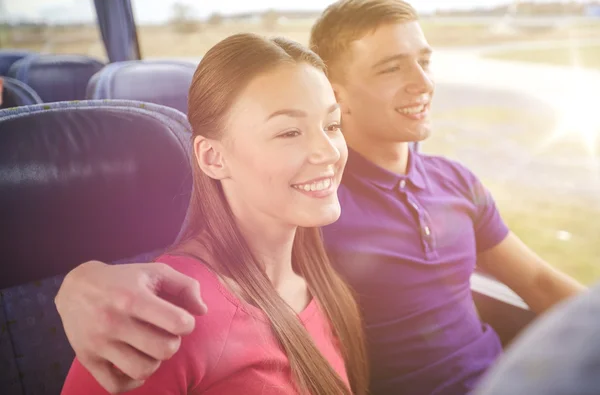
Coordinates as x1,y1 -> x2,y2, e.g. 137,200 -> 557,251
55,1 -> 584,394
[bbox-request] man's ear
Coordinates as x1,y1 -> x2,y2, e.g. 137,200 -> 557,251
332,82 -> 351,116
193,135 -> 230,180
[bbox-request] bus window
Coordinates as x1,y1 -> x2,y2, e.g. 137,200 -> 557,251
0,0 -> 105,60
130,1 -> 316,60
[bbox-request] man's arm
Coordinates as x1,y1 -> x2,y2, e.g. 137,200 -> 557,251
55,260 -> 207,394
454,159 -> 586,313
477,232 -> 585,314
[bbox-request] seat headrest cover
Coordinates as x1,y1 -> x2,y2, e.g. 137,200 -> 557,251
87,60 -> 196,114
1,76 -> 43,108
0,100 -> 193,288
0,49 -> 32,75
8,54 -> 105,103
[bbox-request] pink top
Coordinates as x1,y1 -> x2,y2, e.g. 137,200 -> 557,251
60,255 -> 349,394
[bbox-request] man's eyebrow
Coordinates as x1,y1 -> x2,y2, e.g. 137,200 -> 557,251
371,47 -> 433,69
327,103 -> 340,114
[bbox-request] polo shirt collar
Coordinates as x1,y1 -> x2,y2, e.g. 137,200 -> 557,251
344,145 -> 427,190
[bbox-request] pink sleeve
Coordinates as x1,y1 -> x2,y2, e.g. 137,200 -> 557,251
60,255 -> 222,395
61,350 -> 198,395
60,358 -> 110,395
60,317 -> 208,395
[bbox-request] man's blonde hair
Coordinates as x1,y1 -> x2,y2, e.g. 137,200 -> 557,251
310,0 -> 418,80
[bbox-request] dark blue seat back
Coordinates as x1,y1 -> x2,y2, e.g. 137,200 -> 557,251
0,100 -> 193,395
86,60 -> 196,114
1,77 -> 43,109
8,55 -> 105,103
0,50 -> 33,76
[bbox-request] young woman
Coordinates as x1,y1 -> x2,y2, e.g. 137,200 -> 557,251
60,33 -> 368,395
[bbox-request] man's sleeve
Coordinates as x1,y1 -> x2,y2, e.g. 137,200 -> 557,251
460,164 -> 510,253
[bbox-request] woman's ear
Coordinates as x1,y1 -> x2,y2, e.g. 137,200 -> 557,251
193,135 -> 231,180
331,83 -> 351,115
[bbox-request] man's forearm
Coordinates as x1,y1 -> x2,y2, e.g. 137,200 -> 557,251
525,267 -> 586,313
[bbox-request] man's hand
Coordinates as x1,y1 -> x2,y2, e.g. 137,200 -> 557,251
55,260 -> 207,394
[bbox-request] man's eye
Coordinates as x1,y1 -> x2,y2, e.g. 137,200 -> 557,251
381,66 -> 400,74
325,123 -> 342,133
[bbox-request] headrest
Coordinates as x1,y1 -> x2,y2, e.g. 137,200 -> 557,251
8,54 -> 105,103
87,60 -> 196,113
0,50 -> 32,75
0,100 -> 193,288
1,76 -> 43,109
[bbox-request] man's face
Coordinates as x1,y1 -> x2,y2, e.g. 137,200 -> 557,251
333,21 -> 434,145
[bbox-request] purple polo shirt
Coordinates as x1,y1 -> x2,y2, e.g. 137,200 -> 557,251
322,147 -> 509,395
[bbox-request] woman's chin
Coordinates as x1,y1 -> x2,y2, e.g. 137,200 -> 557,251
293,203 -> 341,228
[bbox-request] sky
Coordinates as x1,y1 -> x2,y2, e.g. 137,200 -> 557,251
1,0 -> 596,24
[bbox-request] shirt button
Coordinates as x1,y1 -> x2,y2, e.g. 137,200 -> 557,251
399,180 -> 406,189
423,226 -> 431,236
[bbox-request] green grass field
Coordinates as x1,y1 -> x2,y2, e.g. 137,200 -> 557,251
483,44 -> 600,70
494,187 -> 600,284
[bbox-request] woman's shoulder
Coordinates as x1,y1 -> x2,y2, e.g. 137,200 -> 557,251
155,253 -> 217,283
154,253 -> 248,323
153,254 -> 240,386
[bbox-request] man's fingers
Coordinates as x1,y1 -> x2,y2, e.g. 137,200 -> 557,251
130,290 -> 197,336
82,359 -> 144,395
116,318 -> 182,361
152,263 -> 208,316
100,342 -> 161,382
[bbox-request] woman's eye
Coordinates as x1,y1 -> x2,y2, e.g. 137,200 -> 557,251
278,130 -> 301,138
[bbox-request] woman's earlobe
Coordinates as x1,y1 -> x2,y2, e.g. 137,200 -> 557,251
194,137 -> 230,180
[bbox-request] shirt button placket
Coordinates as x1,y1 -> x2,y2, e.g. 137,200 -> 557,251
420,217 -> 435,253
405,191 -> 434,254
423,225 -> 431,237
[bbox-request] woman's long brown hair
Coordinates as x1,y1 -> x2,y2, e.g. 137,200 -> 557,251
171,33 -> 369,395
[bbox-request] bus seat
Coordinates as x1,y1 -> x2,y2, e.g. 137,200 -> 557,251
7,54 -> 105,103
0,50 -> 33,76
0,100 -> 193,395
86,60 -> 196,114
1,77 -> 43,109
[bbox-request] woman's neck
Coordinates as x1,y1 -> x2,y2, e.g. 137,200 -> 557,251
237,218 -> 297,287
